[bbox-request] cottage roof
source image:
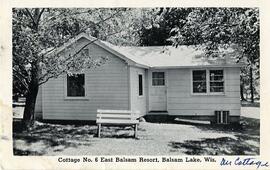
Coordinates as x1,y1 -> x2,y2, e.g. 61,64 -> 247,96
46,33 -> 243,69
101,42 -> 243,68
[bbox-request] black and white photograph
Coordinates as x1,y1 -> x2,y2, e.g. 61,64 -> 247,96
11,7 -> 260,156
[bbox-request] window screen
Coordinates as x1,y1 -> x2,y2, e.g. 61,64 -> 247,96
67,74 -> 85,97
152,72 -> 165,86
192,70 -> 207,93
210,70 -> 224,93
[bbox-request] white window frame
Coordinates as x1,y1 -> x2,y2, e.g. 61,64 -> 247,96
209,69 -> 225,95
64,73 -> 88,100
191,68 -> 225,95
152,71 -> 166,86
191,69 -> 207,94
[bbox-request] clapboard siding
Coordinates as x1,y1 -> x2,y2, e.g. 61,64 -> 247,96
168,97 -> 240,104
169,79 -> 240,86
130,66 -> 147,116
169,103 -> 240,110
167,86 -> 240,93
167,67 -> 241,116
42,37 -> 129,120
167,92 -> 240,98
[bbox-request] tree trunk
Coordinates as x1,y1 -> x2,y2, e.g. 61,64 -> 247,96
249,66 -> 254,103
22,8 -> 42,130
22,74 -> 39,129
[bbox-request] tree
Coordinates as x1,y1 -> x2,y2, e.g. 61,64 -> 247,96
13,8 -> 153,129
168,8 -> 259,102
139,8 -> 193,46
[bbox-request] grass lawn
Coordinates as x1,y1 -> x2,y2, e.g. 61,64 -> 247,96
13,107 -> 259,156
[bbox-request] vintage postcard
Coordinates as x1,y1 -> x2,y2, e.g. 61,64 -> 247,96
0,0 -> 270,169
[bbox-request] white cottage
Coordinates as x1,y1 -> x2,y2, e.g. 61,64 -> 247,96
35,33 -> 242,124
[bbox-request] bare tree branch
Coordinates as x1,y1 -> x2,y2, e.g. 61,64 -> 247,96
13,67 -> 29,82
13,73 -> 29,92
34,8 -> 45,27
37,8 -> 45,22
25,9 -> 36,25
38,73 -> 60,86
40,9 -> 91,24
12,17 -> 32,29
94,9 -> 122,26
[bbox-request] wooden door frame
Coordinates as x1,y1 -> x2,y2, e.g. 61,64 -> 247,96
148,69 -> 168,111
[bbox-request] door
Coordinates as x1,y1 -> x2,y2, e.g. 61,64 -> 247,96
149,71 -> 167,111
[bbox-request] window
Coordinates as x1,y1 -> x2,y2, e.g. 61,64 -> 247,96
210,70 -> 224,93
152,72 -> 165,86
192,69 -> 224,94
192,70 -> 207,93
67,74 -> 85,97
138,74 -> 143,96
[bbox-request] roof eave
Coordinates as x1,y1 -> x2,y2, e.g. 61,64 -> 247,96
132,63 -> 150,69
46,33 -> 93,56
44,33 -> 147,68
90,37 -> 150,69
151,64 -> 244,69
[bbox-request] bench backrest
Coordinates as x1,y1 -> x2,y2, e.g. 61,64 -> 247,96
96,109 -> 140,124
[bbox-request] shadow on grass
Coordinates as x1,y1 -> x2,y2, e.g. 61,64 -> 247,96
13,120 -> 139,155
172,117 -> 259,136
13,148 -> 44,156
169,136 -> 259,155
13,120 -> 97,155
168,117 -> 260,155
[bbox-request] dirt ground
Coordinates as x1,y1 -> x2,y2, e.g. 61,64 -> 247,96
13,107 -> 259,156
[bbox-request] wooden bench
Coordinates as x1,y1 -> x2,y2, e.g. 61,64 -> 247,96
96,109 -> 140,138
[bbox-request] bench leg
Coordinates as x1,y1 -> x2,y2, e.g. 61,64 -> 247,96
97,123 -> 101,138
134,124 -> 138,138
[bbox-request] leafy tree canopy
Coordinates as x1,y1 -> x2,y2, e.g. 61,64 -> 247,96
169,8 -> 259,64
